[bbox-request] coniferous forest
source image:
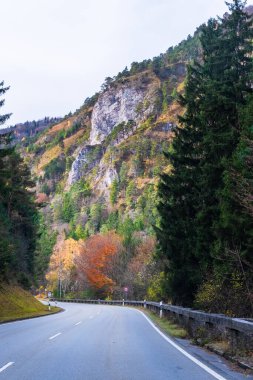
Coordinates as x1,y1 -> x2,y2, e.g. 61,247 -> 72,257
0,0 -> 252,318
0,83 -> 37,287
157,0 -> 253,316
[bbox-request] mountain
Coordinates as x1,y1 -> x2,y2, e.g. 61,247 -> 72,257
12,117 -> 63,140
13,4 -> 252,305
23,37 -> 200,197
16,33 -> 199,298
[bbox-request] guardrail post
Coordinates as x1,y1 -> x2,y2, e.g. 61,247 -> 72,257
160,301 -> 163,318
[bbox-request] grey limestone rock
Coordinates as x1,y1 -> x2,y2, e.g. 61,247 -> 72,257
68,145 -> 102,185
68,74 -> 159,185
89,77 -> 158,145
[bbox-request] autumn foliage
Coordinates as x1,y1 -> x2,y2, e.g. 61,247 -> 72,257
46,237 -> 82,291
76,232 -> 122,290
35,192 -> 49,205
46,232 -> 122,295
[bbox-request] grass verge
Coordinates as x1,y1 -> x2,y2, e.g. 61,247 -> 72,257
141,308 -> 188,339
0,283 -> 61,323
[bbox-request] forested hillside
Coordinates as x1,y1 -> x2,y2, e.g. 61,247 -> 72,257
1,0 -> 252,317
18,28 -> 199,301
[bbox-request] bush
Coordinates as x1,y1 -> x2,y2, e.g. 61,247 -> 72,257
194,274 -> 253,317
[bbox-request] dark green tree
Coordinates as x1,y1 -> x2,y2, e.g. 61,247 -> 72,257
0,82 -> 37,284
156,1 -> 253,308
0,82 -> 14,275
110,179 -> 119,205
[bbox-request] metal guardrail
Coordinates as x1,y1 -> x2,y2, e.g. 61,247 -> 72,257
51,298 -> 253,336
50,297 -> 253,353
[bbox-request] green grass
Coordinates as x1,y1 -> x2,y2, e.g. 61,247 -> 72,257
0,283 -> 61,323
142,309 -> 188,339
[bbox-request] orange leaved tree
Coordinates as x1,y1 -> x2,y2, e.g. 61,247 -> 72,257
76,231 -> 122,294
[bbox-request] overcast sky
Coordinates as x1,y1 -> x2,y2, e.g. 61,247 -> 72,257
1,0 -> 234,125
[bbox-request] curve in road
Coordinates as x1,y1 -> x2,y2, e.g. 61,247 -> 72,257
0,302 -> 251,380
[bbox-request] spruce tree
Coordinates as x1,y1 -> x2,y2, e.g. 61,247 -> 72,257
0,82 -> 13,275
197,0 -> 253,307
156,59 -> 209,304
156,0 -> 253,308
0,82 -> 37,284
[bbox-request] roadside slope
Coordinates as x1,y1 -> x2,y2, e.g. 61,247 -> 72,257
0,284 -> 59,323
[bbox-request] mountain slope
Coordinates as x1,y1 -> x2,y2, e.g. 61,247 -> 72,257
17,31 -> 201,298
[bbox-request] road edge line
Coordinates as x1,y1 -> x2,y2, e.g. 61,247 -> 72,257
137,309 -> 227,380
0,362 -> 14,373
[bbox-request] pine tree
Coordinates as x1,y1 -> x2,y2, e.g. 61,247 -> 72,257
197,0 -> 253,291
0,82 -> 13,275
0,82 -> 37,283
110,179 -> 119,205
156,1 -> 253,307
213,93 -> 253,315
157,61 -> 206,305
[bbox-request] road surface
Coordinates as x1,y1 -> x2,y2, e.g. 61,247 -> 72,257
0,302 -> 252,380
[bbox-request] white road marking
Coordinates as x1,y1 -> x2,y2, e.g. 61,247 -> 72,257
49,332 -> 62,340
0,362 -> 14,373
75,321 -> 82,326
138,310 -> 228,380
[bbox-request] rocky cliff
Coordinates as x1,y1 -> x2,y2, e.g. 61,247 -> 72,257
19,29 -> 196,252
68,71 -> 160,185
89,72 -> 159,145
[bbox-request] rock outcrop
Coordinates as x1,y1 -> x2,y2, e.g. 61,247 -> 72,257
69,72 -> 160,185
89,73 -> 159,145
68,144 -> 102,184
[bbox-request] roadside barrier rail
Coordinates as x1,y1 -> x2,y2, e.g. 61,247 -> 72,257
51,297 -> 253,351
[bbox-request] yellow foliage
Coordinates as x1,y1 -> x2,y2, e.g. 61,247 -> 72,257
46,237 -> 83,290
163,164 -> 173,174
177,80 -> 185,93
37,145 -> 62,171
48,117 -> 75,136
63,129 -> 84,150
35,117 -> 75,146
136,177 -> 154,190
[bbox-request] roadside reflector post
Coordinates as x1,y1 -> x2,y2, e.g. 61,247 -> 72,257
160,301 -> 163,318
144,299 -> 147,309
122,298 -> 125,306
48,301 -> 51,311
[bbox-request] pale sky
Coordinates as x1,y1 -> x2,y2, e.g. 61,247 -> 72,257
1,0 -> 235,125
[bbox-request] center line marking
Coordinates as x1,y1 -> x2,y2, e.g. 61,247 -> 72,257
75,321 -> 82,326
0,362 -> 14,373
49,332 -> 62,340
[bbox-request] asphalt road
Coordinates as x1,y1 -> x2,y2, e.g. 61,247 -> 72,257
0,302 -> 252,380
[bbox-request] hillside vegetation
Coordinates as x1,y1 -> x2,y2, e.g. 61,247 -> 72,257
0,0 -> 252,318
20,33 -> 193,301
157,1 -> 253,316
0,284 -> 59,322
